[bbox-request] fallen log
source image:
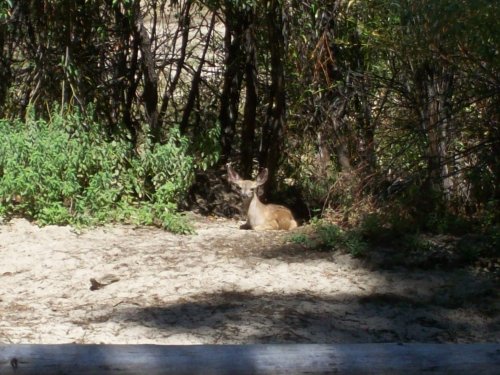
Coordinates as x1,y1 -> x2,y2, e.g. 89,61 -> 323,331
0,343 -> 499,374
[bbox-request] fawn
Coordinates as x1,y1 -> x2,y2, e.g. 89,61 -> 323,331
227,164 -> 297,231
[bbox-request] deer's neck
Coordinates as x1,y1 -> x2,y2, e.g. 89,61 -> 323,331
246,193 -> 265,225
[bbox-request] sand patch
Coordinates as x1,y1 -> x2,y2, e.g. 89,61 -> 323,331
1,216 -> 498,344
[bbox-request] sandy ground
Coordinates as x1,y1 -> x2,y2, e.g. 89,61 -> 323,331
1,216 -> 498,345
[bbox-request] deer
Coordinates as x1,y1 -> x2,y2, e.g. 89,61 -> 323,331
227,164 -> 298,231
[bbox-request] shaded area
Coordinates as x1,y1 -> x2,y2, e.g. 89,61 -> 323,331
266,229 -> 500,272
110,287 -> 499,344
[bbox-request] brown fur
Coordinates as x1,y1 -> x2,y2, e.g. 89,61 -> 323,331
227,165 -> 297,231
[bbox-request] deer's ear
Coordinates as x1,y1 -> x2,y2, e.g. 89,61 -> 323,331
227,164 -> 241,183
256,168 -> 268,185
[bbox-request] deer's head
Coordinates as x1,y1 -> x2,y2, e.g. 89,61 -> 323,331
227,164 -> 268,199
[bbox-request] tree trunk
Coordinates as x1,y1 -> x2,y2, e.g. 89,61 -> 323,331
158,0 -> 192,128
219,5 -> 244,163
240,11 -> 258,178
354,76 -> 377,178
133,3 -> 160,144
0,19 -> 10,114
180,12 -> 216,134
417,63 -> 454,201
259,0 -> 286,194
329,98 -> 352,173
113,4 -> 139,145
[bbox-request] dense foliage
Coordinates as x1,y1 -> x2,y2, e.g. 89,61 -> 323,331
0,0 -> 498,238
0,107 -> 194,232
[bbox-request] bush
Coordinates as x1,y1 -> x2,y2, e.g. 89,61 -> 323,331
290,218 -> 367,257
0,107 -> 196,233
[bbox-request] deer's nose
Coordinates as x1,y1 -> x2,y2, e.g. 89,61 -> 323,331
243,191 -> 253,198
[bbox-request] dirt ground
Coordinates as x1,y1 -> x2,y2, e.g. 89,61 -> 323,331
1,215 -> 498,345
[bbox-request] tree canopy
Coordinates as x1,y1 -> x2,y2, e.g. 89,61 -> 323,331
0,0 -> 498,235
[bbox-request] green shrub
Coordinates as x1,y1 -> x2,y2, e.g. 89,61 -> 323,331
191,121 -> 221,171
290,219 -> 367,257
314,220 -> 343,247
288,232 -> 311,246
359,213 -> 387,243
343,231 -> 368,257
0,106 -> 196,233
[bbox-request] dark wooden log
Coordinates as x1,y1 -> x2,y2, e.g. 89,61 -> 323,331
0,343 -> 499,374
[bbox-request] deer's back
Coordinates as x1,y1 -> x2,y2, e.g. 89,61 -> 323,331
265,204 -> 297,230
